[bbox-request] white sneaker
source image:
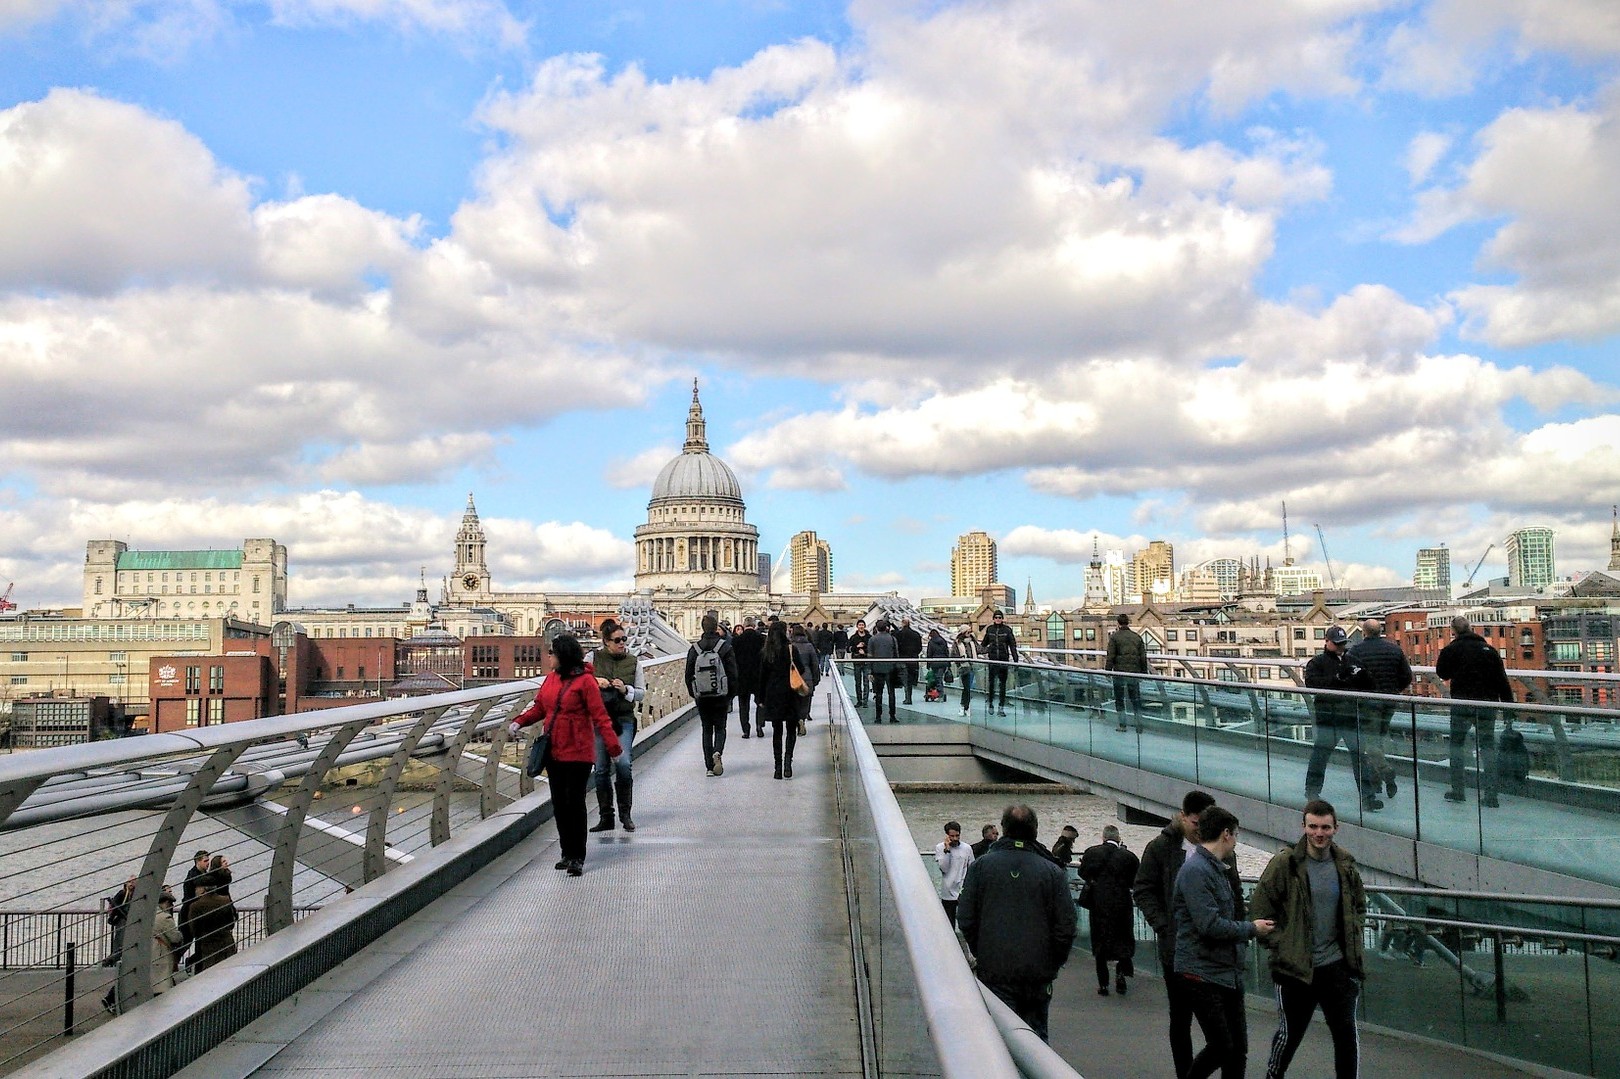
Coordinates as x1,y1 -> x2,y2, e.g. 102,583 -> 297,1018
960,708 -> 969,717
712,753 -> 724,777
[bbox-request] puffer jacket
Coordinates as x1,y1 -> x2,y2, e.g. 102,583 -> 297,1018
1249,837 -> 1367,983
1436,631 -> 1513,702
1346,635 -> 1412,695
513,667 -> 622,763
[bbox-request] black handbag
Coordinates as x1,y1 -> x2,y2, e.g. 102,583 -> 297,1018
522,685 -> 566,777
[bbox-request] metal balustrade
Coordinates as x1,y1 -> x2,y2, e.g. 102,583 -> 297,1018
0,654 -> 687,1074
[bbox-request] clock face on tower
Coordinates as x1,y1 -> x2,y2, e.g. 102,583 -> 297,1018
463,573 -> 480,591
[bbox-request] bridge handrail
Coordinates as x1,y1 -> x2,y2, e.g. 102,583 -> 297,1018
1024,646 -> 1620,687
833,672 -> 1039,1078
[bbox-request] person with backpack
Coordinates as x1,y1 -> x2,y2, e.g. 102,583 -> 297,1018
685,613 -> 739,777
1436,615 -> 1514,808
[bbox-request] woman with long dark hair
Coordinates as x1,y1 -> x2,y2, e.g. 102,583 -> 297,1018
760,620 -> 814,779
511,633 -> 622,876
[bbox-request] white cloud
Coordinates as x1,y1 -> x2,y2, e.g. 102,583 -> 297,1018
1404,131 -> 1452,185
0,90 -> 256,292
604,446 -> 676,491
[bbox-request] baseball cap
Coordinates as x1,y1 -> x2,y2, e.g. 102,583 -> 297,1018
1324,625 -> 1348,645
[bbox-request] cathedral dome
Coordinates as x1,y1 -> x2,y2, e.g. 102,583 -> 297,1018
646,381 -> 744,507
650,451 -> 742,504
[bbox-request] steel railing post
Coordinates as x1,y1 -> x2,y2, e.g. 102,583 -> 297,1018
63,941 -> 75,1035
364,708 -> 447,882
117,744 -> 246,1013
266,716 -> 373,935
432,698 -> 500,847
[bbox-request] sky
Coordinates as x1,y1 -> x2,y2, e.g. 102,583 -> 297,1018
2,0 -> 1619,613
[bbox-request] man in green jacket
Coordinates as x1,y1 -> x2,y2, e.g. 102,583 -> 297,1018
1249,799 -> 1368,1079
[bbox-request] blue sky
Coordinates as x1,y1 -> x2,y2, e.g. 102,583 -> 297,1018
2,0 -> 1618,611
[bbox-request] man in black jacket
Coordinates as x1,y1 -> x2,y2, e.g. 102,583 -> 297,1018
1132,790 -> 1233,1079
980,610 -> 1020,715
848,619 -> 871,705
730,617 -> 765,738
1347,618 -> 1412,799
1106,613 -> 1149,731
1304,626 -> 1381,812
1436,616 -> 1513,807
895,618 -> 924,704
958,804 -> 1077,1042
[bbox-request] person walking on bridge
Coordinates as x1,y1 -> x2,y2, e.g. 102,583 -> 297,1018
1174,806 -> 1276,1079
1133,790 -> 1224,1079
588,619 -> 643,833
952,626 -> 980,717
866,619 -> 900,722
895,617 -> 924,704
1347,618 -> 1412,799
1106,613 -> 1149,731
934,820 -> 974,928
980,610 -> 1020,715
512,633 -> 622,875
958,804 -> 1077,1042
684,614 -> 738,776
731,616 -> 764,738
849,619 -> 871,706
1250,799 -> 1368,1079
1079,824 -> 1139,997
760,619 -> 813,778
1304,626 -> 1381,813
1436,615 -> 1513,808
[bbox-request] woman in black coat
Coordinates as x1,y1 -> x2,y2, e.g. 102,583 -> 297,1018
760,620 -> 813,779
1078,826 -> 1140,996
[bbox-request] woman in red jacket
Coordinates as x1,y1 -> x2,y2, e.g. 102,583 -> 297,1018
511,633 -> 622,876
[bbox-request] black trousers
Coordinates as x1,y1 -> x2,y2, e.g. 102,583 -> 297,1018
1161,957 -> 1197,1078
770,718 -> 798,770
871,670 -> 898,720
988,666 -> 1010,708
735,686 -> 758,733
1448,706 -> 1498,797
1264,963 -> 1361,1079
549,760 -> 593,862
1183,975 -> 1248,1079
697,698 -> 729,769
981,978 -> 1054,1042
941,898 -> 958,927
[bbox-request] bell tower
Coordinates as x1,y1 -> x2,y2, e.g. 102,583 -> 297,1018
452,493 -> 490,598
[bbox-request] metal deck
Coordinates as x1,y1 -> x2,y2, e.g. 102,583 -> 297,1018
186,693 -> 866,1078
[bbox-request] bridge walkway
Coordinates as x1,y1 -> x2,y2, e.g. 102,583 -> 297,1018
182,688 -> 865,1078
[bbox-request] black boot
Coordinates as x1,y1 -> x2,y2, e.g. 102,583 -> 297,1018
618,779 -> 634,832
590,786 -> 615,831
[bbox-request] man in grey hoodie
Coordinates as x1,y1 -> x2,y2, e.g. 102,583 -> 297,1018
1173,805 -> 1275,1079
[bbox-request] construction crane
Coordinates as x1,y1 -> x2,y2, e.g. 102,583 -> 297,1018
1281,501 -> 1294,565
0,582 -> 13,613
1462,544 -> 1495,590
1315,525 -> 1338,589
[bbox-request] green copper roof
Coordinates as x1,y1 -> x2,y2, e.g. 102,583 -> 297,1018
116,550 -> 244,571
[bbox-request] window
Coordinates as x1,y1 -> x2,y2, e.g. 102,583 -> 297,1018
253,576 -> 261,593
1166,630 -> 1179,641
1294,628 -> 1306,640
337,666 -> 345,679
204,572 -> 212,582
109,651 -> 126,662
1550,642 -> 1582,662
208,698 -> 224,723
94,577 -> 103,595
9,675 -> 26,685
185,666 -> 201,693
1186,629 -> 1199,642
209,666 -> 224,692
9,652 -> 25,662
1313,628 -> 1326,639
357,665 -> 366,681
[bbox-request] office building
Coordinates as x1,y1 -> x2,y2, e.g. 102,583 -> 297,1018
951,531 -> 997,598
1132,540 -> 1175,601
1415,546 -> 1452,594
789,530 -> 833,593
1506,527 -> 1556,590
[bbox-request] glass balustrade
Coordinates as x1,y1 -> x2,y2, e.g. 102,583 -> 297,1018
844,656 -> 1620,892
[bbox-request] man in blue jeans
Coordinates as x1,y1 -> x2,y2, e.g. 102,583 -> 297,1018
1173,806 -> 1276,1078
1250,799 -> 1367,1078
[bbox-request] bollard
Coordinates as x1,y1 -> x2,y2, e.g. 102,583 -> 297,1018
64,941 -> 76,1035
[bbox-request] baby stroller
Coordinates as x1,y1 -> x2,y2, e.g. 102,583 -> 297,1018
924,666 -> 946,702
